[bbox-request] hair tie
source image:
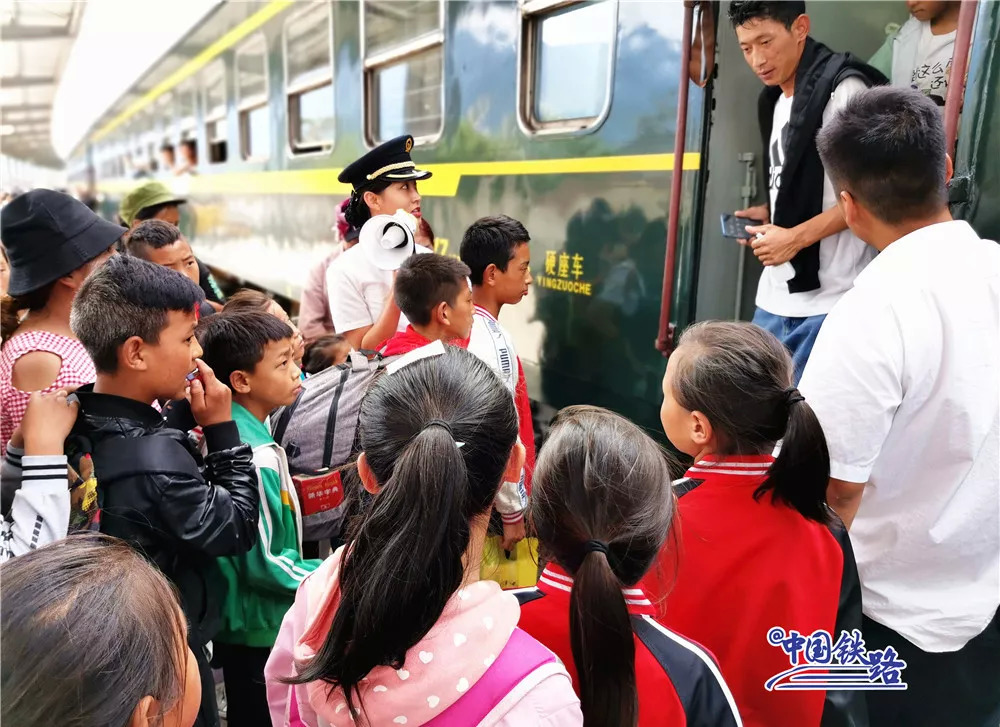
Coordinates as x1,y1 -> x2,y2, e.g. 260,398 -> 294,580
784,387 -> 805,406
583,540 -> 610,557
422,419 -> 454,438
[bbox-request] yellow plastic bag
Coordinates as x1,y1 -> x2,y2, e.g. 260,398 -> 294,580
480,536 -> 541,589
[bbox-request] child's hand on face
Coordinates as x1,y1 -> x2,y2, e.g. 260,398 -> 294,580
21,389 -> 79,456
187,358 -> 233,428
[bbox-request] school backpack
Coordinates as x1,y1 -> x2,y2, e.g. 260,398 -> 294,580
270,350 -> 387,542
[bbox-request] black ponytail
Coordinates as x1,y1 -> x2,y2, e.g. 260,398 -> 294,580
1,284 -> 54,343
763,394 -> 830,522
531,405 -> 678,727
570,550 -> 639,726
344,179 -> 392,229
291,348 -> 518,723
672,321 -> 831,524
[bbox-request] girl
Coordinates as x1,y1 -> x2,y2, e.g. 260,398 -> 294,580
0,190 -> 121,454
1,534 -> 202,727
223,288 -> 305,369
329,134 -> 430,351
652,321 -> 863,727
517,405 -> 742,727
266,346 -> 582,726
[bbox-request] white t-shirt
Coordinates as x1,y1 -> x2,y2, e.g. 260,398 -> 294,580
757,76 -> 876,318
891,16 -> 955,103
799,220 -> 1000,652
326,244 -> 409,335
466,305 -> 526,518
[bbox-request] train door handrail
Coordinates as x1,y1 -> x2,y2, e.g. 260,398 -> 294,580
944,0 -> 979,154
655,2 -> 695,355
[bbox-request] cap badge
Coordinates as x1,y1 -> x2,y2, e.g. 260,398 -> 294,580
405,137 -> 413,153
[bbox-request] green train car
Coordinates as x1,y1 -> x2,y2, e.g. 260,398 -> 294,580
67,0 -> 1000,436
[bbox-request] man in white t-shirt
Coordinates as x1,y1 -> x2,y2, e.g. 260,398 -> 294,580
460,216 -> 537,551
801,86 -> 1000,724
869,1 -> 959,106
728,2 -> 885,381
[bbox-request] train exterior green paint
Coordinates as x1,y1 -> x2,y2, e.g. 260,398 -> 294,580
75,1 -> 1000,438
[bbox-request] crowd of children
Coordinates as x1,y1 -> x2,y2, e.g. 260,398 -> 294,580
0,53 -> 997,727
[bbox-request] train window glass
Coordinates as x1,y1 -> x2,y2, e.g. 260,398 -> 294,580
362,0 -> 444,145
203,60 -> 228,164
178,81 -> 197,140
519,0 -> 617,133
236,34 -> 270,160
285,2 -> 334,155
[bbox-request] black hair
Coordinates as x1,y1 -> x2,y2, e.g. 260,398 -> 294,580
459,215 -> 531,286
817,86 -> 948,225
344,179 -> 393,228
1,282 -> 54,344
197,310 -> 293,391
291,347 -> 518,722
159,142 -> 175,153
70,254 -> 204,373
394,253 -> 471,326
531,406 -> 677,727
728,1 -> 806,28
671,321 -> 830,523
303,334 -> 349,375
1,533 -> 189,727
134,201 -> 179,222
125,218 -> 182,258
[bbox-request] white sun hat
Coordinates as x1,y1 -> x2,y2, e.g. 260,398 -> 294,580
359,210 -> 427,271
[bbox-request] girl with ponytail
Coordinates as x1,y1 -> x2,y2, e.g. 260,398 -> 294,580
265,345 -> 582,726
652,321 -> 864,727
517,405 -> 741,727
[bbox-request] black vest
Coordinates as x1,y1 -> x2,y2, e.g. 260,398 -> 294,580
758,37 -> 886,294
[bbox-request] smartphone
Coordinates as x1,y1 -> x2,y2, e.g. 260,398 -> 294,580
720,213 -> 763,239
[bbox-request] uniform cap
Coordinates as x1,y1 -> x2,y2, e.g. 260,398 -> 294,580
337,135 -> 432,189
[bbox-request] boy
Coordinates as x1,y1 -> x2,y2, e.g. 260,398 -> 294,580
869,1 -> 959,106
69,254 -> 259,727
379,253 -> 475,357
460,216 -> 535,549
728,1 -> 885,380
198,311 -> 321,727
126,219 -> 215,318
119,180 -> 226,308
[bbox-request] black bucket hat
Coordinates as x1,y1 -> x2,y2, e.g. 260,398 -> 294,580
1,189 -> 125,297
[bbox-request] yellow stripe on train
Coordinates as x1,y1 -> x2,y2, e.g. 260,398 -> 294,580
96,152 -> 702,198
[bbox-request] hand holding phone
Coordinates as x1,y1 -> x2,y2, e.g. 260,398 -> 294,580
720,213 -> 764,239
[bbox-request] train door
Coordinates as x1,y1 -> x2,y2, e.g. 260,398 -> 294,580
694,1 -> 905,323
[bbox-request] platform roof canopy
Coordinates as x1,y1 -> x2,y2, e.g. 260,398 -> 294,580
0,1 -> 82,168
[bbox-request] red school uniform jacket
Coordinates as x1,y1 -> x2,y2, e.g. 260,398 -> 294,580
516,564 -> 742,727
643,455 -> 864,727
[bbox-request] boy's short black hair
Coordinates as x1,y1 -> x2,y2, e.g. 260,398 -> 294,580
70,255 -> 204,373
817,87 -> 947,226
394,253 -> 471,326
728,1 -> 806,28
197,311 -> 294,392
459,215 -> 530,286
303,334 -> 349,375
126,219 -> 181,258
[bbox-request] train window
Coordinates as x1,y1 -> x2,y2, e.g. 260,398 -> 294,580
362,0 -> 444,145
202,60 -> 228,164
285,2 -> 334,155
236,34 -> 270,161
178,81 -> 198,141
518,0 -> 617,133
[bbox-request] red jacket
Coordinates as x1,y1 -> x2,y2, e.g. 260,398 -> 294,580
643,455 -> 863,727
516,564 -> 742,727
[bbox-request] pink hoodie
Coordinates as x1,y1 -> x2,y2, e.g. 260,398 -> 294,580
265,548 -> 582,726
